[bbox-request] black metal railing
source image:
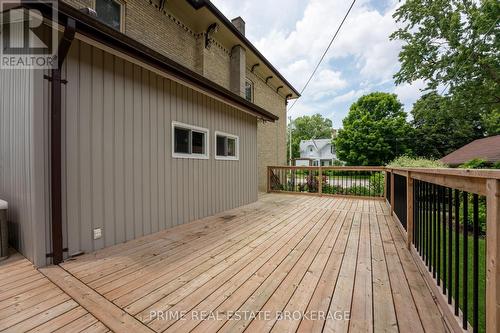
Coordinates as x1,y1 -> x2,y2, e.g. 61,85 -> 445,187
412,179 -> 486,332
393,173 -> 407,229
386,171 -> 391,204
268,166 -> 385,198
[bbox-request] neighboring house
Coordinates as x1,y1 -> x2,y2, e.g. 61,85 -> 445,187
0,0 -> 298,266
440,135 -> 500,166
299,139 -> 337,166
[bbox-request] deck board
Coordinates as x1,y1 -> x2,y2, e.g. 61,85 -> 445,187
1,194 -> 447,332
0,253 -> 109,333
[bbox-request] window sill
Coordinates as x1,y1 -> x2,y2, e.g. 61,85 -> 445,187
172,153 -> 209,160
215,156 -> 239,161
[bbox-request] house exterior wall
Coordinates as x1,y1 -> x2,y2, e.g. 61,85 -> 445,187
62,0 -> 289,192
247,70 -> 287,192
55,39 -> 258,257
0,66 -> 50,267
62,0 -> 230,89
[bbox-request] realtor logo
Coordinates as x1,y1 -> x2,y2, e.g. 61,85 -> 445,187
0,0 -> 59,69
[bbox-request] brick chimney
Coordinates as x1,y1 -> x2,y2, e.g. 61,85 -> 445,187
230,17 -> 246,97
231,16 -> 245,35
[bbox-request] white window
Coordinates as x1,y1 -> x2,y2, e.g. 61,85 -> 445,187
215,131 -> 239,160
94,0 -> 124,31
245,79 -> 253,102
172,122 -> 209,159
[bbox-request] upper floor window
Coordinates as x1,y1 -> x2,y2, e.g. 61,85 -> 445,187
215,131 -> 239,160
172,122 -> 209,159
94,0 -> 124,31
245,79 -> 253,102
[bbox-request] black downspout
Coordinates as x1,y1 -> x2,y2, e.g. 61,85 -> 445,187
50,18 -> 76,265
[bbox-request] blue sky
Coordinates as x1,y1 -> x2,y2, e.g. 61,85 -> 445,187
212,0 -> 425,128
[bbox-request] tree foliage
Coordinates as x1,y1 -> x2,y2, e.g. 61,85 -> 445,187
391,0 -> 500,136
287,114 -> 333,160
335,92 -> 412,166
410,93 -> 483,158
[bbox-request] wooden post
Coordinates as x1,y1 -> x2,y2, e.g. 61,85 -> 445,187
267,167 -> 271,193
486,179 -> 500,333
318,167 -> 323,196
390,171 -> 395,216
406,174 -> 414,249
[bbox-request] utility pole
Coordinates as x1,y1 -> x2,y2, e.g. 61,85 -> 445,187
288,116 -> 293,166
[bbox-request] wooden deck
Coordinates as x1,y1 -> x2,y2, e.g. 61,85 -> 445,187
1,194 -> 448,332
0,252 -> 109,332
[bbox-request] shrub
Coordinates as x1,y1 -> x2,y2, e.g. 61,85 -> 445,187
386,155 -> 448,168
459,158 -> 494,169
369,172 -> 385,196
322,184 -> 343,194
347,185 -> 371,196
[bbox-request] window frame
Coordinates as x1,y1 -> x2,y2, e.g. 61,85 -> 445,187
92,0 -> 126,32
245,78 -> 254,102
171,121 -> 210,160
214,131 -> 240,161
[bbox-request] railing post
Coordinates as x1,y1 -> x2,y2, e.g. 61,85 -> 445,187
267,167 -> 271,193
390,171 -> 395,216
486,178 -> 500,333
406,173 -> 413,249
318,166 -> 322,196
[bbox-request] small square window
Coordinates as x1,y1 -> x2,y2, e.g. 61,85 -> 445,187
172,122 -> 209,159
94,0 -> 123,31
215,132 -> 239,160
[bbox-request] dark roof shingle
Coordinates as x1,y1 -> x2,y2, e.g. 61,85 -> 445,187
440,135 -> 500,165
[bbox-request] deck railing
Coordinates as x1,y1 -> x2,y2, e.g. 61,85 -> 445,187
267,166 -> 386,198
387,167 -> 500,333
268,165 -> 500,332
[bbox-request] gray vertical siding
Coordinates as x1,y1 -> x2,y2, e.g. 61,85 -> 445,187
61,39 -> 258,256
0,67 -> 50,267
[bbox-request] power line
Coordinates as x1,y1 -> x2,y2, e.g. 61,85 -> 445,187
287,0 -> 357,113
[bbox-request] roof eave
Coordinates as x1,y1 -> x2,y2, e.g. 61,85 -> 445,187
29,1 -> 279,122
186,0 -> 301,98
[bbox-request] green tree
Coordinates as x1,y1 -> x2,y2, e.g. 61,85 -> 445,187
411,93 -> 483,158
391,0 -> 500,136
335,92 -> 412,165
287,114 -> 332,160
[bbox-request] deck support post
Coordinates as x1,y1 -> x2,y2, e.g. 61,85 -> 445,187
406,173 -> 414,249
486,179 -> 500,333
390,171 -> 395,216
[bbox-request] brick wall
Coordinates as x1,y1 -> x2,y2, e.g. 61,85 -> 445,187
247,70 -> 287,192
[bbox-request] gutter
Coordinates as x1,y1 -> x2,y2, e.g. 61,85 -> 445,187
49,17 -> 76,265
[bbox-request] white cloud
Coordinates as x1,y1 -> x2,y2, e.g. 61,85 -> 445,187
212,0 -> 419,126
393,79 -> 426,110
